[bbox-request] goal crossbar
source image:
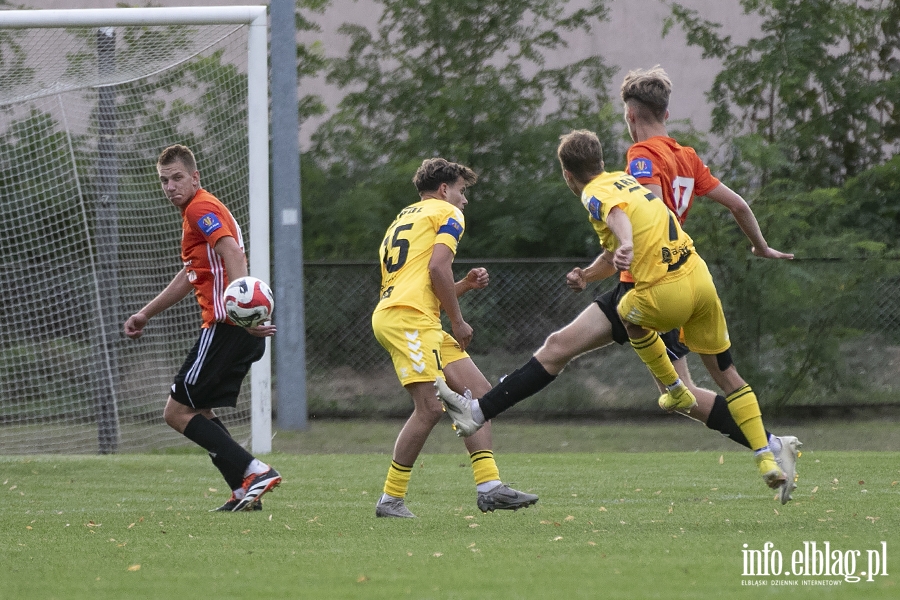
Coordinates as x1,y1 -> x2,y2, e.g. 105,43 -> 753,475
0,6 -> 267,28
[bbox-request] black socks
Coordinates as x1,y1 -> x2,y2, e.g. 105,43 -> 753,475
183,414 -> 254,483
479,356 -> 557,421
208,417 -> 246,490
705,394 -> 772,450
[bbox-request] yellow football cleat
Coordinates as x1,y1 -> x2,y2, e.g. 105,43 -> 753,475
755,451 -> 786,490
658,381 -> 697,412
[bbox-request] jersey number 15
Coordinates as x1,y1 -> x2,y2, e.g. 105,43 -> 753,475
382,223 -> 413,273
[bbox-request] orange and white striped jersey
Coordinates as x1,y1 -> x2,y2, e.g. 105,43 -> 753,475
180,188 -> 245,327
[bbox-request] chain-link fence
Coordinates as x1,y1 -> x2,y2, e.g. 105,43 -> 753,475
301,257 -> 900,419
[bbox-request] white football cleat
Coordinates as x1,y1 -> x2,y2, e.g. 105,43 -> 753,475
434,378 -> 482,437
773,435 -> 802,504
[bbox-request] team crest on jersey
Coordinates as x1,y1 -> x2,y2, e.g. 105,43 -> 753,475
437,217 -> 463,241
629,158 -> 653,178
586,196 -> 603,221
197,212 -> 222,235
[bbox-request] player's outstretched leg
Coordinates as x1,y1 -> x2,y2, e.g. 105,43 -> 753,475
435,378 -> 483,437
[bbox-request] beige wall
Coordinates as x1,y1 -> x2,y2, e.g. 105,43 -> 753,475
7,1 -> 761,147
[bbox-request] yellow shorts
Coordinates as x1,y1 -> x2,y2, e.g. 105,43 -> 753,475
617,259 -> 731,355
372,306 -> 468,386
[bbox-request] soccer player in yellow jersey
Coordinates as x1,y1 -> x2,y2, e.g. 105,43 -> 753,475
372,158 -> 538,518
439,132 -> 787,495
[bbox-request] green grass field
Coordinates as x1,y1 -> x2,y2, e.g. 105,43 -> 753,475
2,420 -> 898,599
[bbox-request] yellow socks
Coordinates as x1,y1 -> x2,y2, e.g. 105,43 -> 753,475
383,460 -> 413,498
725,385 -> 769,451
384,452 -> 502,498
630,331 -> 679,387
470,450 -> 500,487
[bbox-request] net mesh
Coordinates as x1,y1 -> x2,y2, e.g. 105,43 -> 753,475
0,20 -> 254,454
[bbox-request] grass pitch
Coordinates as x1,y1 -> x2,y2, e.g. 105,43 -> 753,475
2,422 -> 898,599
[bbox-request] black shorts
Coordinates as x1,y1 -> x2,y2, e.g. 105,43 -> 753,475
594,280 -> 690,360
171,323 -> 266,409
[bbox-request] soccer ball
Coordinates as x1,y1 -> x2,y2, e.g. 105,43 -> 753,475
223,276 -> 274,327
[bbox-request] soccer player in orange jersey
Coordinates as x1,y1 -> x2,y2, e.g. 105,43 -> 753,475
618,67 -> 799,500
124,145 -> 280,512
439,130 -> 790,496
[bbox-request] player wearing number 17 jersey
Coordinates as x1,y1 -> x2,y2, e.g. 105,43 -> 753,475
371,158 -> 537,518
437,130 -> 788,495
436,73 -> 799,503
621,66 -> 800,502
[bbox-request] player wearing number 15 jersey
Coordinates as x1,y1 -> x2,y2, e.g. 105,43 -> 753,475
376,197 -> 466,319
371,158 -> 537,519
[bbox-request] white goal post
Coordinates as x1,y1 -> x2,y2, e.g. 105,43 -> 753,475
0,6 -> 272,454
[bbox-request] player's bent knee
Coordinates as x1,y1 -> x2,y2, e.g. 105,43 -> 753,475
542,330 -> 566,354
538,332 -> 576,370
419,402 -> 445,425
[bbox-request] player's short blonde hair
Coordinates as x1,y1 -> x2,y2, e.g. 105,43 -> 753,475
157,144 -> 197,173
620,65 -> 672,123
557,129 -> 604,183
413,158 -> 477,194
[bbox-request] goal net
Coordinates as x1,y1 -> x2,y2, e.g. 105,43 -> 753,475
0,7 -> 270,454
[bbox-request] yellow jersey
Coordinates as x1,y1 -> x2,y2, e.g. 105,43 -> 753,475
375,198 -> 465,319
581,171 -> 698,289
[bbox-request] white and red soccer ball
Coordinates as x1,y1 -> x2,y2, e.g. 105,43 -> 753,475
223,276 -> 274,327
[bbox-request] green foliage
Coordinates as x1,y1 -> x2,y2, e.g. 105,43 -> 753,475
664,0 -> 900,188
306,0 -> 620,259
841,154 -> 900,250
295,0 -> 329,121
661,150 -> 900,408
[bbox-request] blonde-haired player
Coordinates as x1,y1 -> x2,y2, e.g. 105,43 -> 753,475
440,131 -> 790,497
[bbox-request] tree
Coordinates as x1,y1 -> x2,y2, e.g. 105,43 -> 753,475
305,0 -> 619,259
664,0 -> 900,189
294,0 -> 329,123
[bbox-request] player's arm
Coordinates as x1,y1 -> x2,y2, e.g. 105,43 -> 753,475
430,243 -> 473,351
642,182 -> 665,201
455,267 -> 489,297
214,235 -> 249,280
705,183 -> 794,260
566,252 -> 618,292
124,268 -> 194,339
214,236 -> 276,338
605,206 -> 635,271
